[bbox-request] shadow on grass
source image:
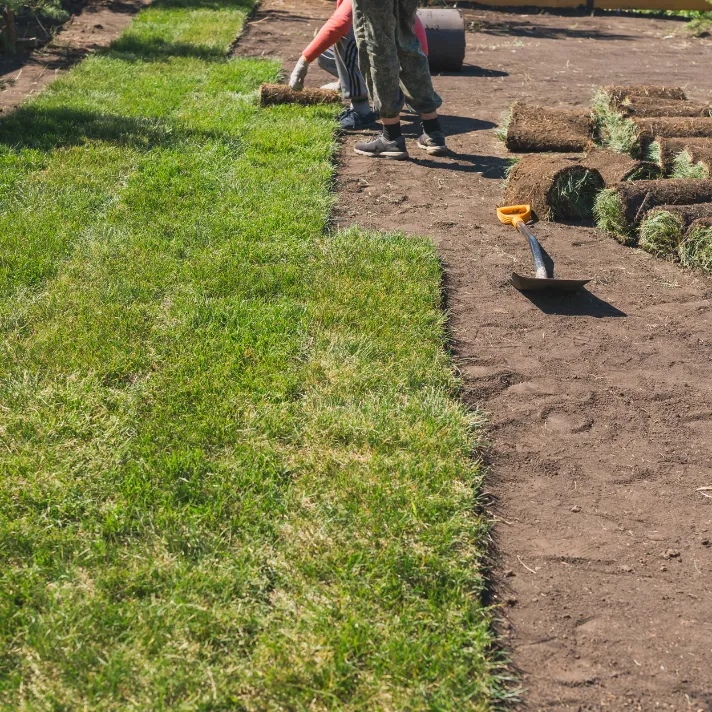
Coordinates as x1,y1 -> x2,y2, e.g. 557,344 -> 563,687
107,36 -> 228,62
0,105 -> 226,151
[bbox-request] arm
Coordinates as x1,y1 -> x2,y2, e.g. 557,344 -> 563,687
302,0 -> 353,63
290,0 -> 353,90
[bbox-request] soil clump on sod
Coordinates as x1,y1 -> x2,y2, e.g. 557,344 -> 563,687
582,148 -> 659,184
620,96 -> 711,118
505,102 -> 593,152
503,155 -> 604,220
259,83 -> 341,106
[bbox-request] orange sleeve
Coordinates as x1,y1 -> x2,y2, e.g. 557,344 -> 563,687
302,0 -> 354,63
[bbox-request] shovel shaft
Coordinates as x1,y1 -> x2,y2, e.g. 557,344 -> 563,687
516,220 -> 548,279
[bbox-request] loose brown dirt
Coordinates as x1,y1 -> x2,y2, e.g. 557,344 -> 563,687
0,0 -> 148,113
237,3 -> 712,710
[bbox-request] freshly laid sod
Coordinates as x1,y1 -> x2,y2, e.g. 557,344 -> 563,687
0,0 -> 505,710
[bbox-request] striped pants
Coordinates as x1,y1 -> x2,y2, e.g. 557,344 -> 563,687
316,28 -> 368,102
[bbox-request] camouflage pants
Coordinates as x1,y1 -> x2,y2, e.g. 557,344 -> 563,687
351,0 -> 442,119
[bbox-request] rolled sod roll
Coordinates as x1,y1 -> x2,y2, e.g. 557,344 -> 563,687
606,85 -> 687,103
635,118 -> 712,149
679,218 -> 712,272
594,179 -> 712,244
638,203 -> 712,258
505,103 -> 594,153
259,83 -> 342,107
656,138 -> 712,174
503,155 -> 604,221
619,96 -> 710,118
582,149 -> 659,186
670,144 -> 712,179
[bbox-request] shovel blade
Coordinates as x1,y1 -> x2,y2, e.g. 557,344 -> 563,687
511,272 -> 590,292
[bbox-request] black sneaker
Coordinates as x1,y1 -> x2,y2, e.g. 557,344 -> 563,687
417,130 -> 448,156
338,107 -> 378,130
354,134 -> 408,160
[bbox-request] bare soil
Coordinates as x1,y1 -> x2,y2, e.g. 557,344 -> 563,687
0,0 -> 147,113
243,3 -> 712,710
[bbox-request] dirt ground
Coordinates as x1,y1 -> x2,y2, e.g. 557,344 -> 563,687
239,2 -> 712,710
0,0 -> 147,112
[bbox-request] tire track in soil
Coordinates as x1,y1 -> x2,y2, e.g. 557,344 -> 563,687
237,3 -> 712,709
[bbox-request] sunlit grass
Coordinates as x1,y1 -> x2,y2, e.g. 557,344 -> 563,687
0,0 -> 505,709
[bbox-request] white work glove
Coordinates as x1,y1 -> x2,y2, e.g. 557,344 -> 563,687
289,56 -> 310,91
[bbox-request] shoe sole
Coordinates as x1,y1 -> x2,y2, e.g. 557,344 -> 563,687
418,142 -> 448,156
354,148 -> 409,160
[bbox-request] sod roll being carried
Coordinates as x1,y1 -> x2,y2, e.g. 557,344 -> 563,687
259,84 -> 342,107
505,102 -> 594,153
619,96 -> 711,118
606,85 -> 687,103
582,149 -> 659,186
594,178 -> 712,244
638,203 -> 712,258
504,155 -> 604,221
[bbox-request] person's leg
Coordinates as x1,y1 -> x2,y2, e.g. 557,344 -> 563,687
333,30 -> 368,105
316,47 -> 339,79
351,0 -> 410,156
395,0 -> 447,155
332,29 -> 377,129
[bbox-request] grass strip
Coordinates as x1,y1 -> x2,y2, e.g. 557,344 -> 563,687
0,0 -> 506,709
592,88 -> 639,156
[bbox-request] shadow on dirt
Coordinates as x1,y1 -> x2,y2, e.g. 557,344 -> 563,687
474,19 -> 637,41
412,153 -> 511,179
401,114 -> 497,138
434,64 -> 509,78
518,288 -> 626,317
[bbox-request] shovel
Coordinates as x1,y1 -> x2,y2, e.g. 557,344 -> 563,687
496,204 -> 591,292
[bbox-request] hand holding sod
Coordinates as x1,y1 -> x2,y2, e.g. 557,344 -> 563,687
289,56 -> 310,91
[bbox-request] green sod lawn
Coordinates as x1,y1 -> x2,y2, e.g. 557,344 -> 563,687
0,0 -> 506,708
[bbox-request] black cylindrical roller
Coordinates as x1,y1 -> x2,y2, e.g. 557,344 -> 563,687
416,8 -> 466,73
